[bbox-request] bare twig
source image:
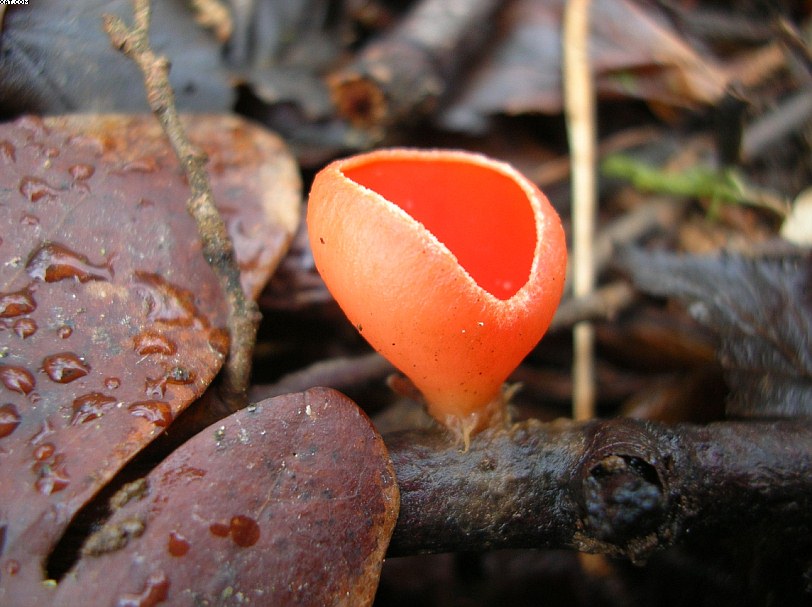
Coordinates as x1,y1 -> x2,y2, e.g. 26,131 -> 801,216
563,0 -> 598,420
103,0 -> 260,411
741,89 -> 812,161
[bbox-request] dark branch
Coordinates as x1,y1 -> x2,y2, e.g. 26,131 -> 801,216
385,417 -> 812,561
328,0 -> 502,130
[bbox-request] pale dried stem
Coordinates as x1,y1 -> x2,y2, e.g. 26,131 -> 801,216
103,0 -> 260,411
564,0 -> 597,421
189,0 -> 233,42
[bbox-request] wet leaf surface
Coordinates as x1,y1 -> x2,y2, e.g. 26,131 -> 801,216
619,249 -> 812,417
52,388 -> 399,607
0,114 -> 300,602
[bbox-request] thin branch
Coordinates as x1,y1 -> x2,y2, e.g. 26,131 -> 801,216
103,0 -> 260,411
741,88 -> 812,162
563,0 -> 598,420
385,417 -> 812,561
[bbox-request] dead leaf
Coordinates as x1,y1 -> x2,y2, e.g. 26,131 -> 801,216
619,248 -> 812,418
0,0 -> 233,114
440,0 -> 728,133
227,0 -> 341,120
52,388 -> 399,607
0,114 -> 300,602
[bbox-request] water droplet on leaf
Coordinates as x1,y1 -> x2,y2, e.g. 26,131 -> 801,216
165,366 -> 194,385
133,331 -> 176,356
42,353 -> 89,383
167,531 -> 190,557
128,401 -> 172,428
13,317 -> 37,338
19,176 -> 60,203
27,242 -> 113,283
0,365 -> 35,394
133,272 -> 201,327
0,403 -> 21,438
34,453 -> 70,494
144,376 -> 167,399
71,392 -> 117,425
33,442 -> 55,461
20,214 -> 39,228
119,157 -> 159,174
229,515 -> 260,547
115,571 -> 169,607
0,140 -> 16,162
207,327 -> 230,357
0,288 -> 36,318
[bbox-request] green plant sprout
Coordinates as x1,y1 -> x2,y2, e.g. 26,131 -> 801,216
602,154 -> 789,219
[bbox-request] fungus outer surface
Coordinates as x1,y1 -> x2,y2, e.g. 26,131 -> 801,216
307,149 -> 567,436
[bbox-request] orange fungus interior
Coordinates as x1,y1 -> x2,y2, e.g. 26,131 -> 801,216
343,157 -> 537,300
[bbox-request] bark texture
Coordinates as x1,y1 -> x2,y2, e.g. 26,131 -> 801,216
386,417 -> 812,562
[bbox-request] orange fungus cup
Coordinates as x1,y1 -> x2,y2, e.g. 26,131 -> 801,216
307,149 -> 567,439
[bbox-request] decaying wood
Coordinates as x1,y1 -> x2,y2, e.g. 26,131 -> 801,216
328,0 -> 502,130
385,417 -> 812,561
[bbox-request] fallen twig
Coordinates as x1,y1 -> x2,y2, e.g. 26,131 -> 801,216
328,0 -> 502,131
386,417 -> 812,562
103,0 -> 260,412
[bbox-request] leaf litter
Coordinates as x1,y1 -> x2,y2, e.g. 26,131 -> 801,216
619,248 -> 812,417
0,113 -> 300,603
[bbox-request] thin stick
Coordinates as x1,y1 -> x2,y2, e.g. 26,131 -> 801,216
104,0 -> 260,411
563,0 -> 597,421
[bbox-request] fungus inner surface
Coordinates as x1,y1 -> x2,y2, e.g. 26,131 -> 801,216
344,157 -> 537,299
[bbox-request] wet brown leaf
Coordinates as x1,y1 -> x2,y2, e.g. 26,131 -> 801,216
0,114 -> 300,602
53,388 -> 399,607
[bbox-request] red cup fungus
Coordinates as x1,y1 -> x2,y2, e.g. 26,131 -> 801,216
307,149 -> 567,441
